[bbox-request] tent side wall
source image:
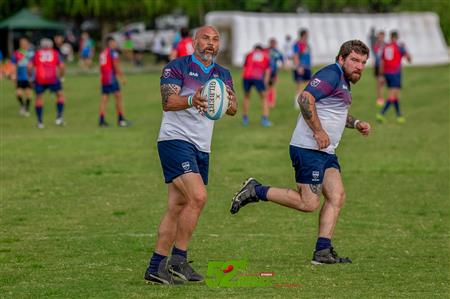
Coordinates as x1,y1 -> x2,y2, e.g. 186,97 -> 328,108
206,12 -> 449,66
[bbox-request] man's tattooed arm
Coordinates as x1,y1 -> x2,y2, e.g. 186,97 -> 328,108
160,84 -> 181,111
298,91 -> 323,132
345,114 -> 359,129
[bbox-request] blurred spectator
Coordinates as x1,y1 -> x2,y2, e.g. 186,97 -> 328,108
242,44 -> 271,127
266,38 -> 285,108
79,32 -> 95,69
372,30 -> 386,107
54,34 -> 74,62
282,34 -> 294,68
170,27 -> 193,60
11,37 -> 35,117
292,29 -> 312,109
152,31 -> 170,64
377,31 -> 411,124
122,30 -> 134,62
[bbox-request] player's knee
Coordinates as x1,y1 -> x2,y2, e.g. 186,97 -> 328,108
329,191 -> 346,208
190,191 -> 207,209
303,198 -> 320,212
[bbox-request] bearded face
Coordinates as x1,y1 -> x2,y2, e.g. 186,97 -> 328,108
340,51 -> 368,83
193,27 -> 220,62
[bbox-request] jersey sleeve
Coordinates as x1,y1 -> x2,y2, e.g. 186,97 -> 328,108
399,44 -> 407,56
160,60 -> 183,86
222,69 -> 234,92
304,68 -> 340,101
293,43 -> 299,54
11,52 -> 17,64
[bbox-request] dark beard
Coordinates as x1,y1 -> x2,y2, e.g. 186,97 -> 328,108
343,65 -> 361,84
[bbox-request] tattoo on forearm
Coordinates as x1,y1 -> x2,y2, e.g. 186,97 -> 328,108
299,93 -> 312,120
309,184 -> 322,195
346,114 -> 357,128
160,84 -> 180,107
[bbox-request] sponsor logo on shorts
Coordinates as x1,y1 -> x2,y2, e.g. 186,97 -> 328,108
163,68 -> 171,78
310,78 -> 321,87
182,162 -> 191,172
312,170 -> 320,182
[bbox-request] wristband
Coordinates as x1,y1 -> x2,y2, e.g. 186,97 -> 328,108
354,119 -> 360,128
187,95 -> 193,107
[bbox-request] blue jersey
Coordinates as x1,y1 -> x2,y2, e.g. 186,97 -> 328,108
268,48 -> 284,74
293,41 -> 311,69
291,63 -> 352,154
11,49 -> 34,81
158,55 -> 233,152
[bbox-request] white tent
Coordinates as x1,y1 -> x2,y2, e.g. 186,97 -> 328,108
205,11 -> 449,66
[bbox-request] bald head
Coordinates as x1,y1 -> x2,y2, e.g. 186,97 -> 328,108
194,25 -> 219,40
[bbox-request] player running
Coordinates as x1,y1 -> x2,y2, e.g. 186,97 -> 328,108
231,40 -> 372,265
144,26 -> 237,285
293,29 -> 312,109
98,37 -> 129,127
241,44 -> 271,127
11,37 -> 34,117
376,31 -> 411,124
266,38 -> 285,108
28,38 -> 66,129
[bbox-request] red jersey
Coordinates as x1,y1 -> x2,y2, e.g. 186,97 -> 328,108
382,42 -> 407,74
175,37 -> 194,58
242,49 -> 270,80
33,49 -> 61,84
100,48 -> 119,85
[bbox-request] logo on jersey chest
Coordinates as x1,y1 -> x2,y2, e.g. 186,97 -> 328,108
342,84 -> 348,90
213,73 -> 219,78
189,71 -> 199,77
163,68 -> 171,78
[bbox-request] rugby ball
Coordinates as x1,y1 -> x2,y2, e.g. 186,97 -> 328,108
201,78 -> 229,120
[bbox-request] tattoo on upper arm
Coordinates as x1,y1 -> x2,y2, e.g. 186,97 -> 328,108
160,84 -> 180,107
346,114 -> 357,128
299,93 -> 313,120
309,184 -> 322,195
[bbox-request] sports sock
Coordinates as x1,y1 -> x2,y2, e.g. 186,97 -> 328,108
148,252 -> 166,275
242,115 -> 248,122
172,246 -> 187,259
255,185 -> 269,200
393,98 -> 402,116
315,237 -> 332,251
17,96 -> 24,106
35,105 -> 43,123
56,98 -> 64,118
380,100 -> 392,115
118,113 -> 124,122
25,99 -> 31,111
99,114 -> 105,124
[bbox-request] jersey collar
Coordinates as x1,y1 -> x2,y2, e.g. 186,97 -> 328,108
335,62 -> 344,75
191,54 -> 215,74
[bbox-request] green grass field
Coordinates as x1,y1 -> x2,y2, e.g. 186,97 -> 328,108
1,64 -> 449,298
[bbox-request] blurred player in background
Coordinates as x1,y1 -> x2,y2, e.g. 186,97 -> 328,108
144,25 -> 237,285
266,38 -> 285,108
376,31 -> 411,124
282,34 -> 294,68
170,27 -> 194,60
293,29 -> 312,109
98,37 -> 129,127
79,32 -> 94,69
231,40 -> 371,265
28,38 -> 65,129
372,31 -> 385,107
241,44 -> 271,127
11,37 -> 34,117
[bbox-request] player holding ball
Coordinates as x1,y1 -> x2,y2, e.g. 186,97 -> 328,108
144,25 -> 237,285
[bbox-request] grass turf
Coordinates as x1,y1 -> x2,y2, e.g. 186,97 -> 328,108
0,64 -> 449,298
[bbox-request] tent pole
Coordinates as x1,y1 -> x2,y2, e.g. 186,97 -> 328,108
8,28 -> 13,57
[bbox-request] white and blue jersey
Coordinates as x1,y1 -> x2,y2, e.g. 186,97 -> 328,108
290,63 -> 352,154
158,55 -> 233,153
11,49 -> 34,82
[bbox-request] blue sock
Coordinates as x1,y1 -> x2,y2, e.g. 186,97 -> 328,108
99,114 -> 105,124
172,246 -> 187,259
118,113 -> 124,122
148,252 -> 166,274
35,106 -> 43,123
393,99 -> 401,116
255,185 -> 269,200
56,102 -> 64,118
380,100 -> 392,115
315,237 -> 332,251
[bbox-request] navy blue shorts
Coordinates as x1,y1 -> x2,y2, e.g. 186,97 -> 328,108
293,68 -> 312,82
243,79 -> 266,93
34,81 -> 62,94
289,146 -> 340,185
384,73 -> 401,88
17,80 -> 32,89
157,140 -> 209,185
102,81 -> 120,94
